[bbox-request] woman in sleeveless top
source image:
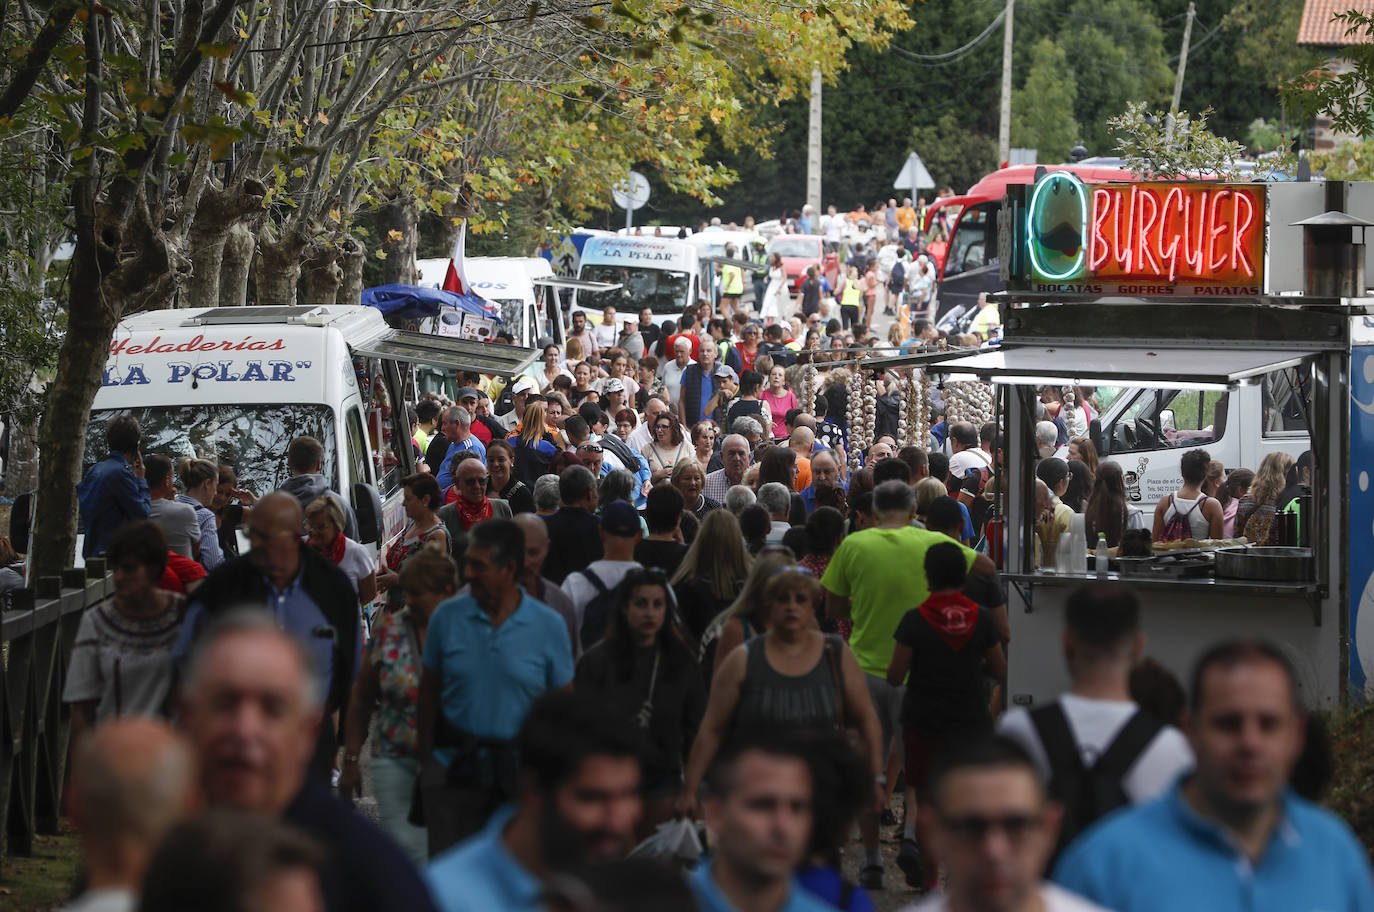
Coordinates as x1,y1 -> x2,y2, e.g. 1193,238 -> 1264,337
641,407 -> 692,484
677,564 -> 884,820
376,473 -> 448,609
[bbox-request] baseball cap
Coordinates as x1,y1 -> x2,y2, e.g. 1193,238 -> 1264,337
600,500 -> 642,538
511,377 -> 537,396
457,386 -> 481,401
603,378 -> 625,394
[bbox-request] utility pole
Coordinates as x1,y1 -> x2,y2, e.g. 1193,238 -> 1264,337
807,67 -> 822,215
997,0 -> 1015,166
1167,2 -> 1196,140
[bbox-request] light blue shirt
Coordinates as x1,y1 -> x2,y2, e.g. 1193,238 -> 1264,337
1054,778 -> 1374,912
436,436 -> 488,491
422,589 -> 573,764
689,859 -> 836,912
426,806 -> 537,912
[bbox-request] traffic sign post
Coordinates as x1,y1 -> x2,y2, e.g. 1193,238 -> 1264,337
612,171 -> 651,231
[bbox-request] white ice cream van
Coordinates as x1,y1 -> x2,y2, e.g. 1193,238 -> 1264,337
571,235 -> 704,325
85,304 -> 537,557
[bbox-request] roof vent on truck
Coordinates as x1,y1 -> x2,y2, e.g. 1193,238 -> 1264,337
184,306 -> 336,327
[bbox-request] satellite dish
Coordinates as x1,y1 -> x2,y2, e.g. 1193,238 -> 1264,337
612,171 -> 651,211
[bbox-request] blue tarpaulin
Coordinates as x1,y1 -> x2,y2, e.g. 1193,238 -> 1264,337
360,284 -> 502,323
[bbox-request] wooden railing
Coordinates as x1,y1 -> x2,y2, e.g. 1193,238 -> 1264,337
0,560 -> 108,871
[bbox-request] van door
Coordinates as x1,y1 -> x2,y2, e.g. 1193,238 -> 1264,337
358,356 -> 414,545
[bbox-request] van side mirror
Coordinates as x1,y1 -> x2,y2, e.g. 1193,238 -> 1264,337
352,482 -> 384,545
1089,418 -> 1104,456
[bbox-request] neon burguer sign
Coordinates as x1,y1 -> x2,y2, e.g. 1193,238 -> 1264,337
1024,171 -> 1265,296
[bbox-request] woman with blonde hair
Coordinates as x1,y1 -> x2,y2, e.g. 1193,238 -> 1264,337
509,399 -> 558,486
670,509 -> 752,642
305,496 -> 377,606
175,457 -> 223,570
671,458 -> 719,521
1235,451 -> 1296,544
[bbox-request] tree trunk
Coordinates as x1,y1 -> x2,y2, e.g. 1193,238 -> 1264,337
3,410 -> 38,500
375,196 -> 418,286
30,251 -> 120,578
301,243 -> 342,306
219,221 -> 255,306
188,177 -> 267,307
253,223 -> 309,306
337,235 -> 364,304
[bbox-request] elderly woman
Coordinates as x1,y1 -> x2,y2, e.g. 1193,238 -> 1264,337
672,458 -> 720,522
62,521 -> 188,741
305,495 -> 376,606
377,473 -> 448,608
691,420 -> 720,469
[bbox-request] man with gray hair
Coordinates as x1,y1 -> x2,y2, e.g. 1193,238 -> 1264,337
541,465 -> 602,584
724,484 -> 756,515
731,414 -> 764,451
179,611 -> 438,912
1036,420 -> 1062,460
532,474 -> 561,515
436,406 -> 487,492
705,434 -> 751,502
62,719 -> 197,912
821,479 -> 997,889
757,482 -> 792,543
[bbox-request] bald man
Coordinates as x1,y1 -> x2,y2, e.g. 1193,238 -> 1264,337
178,492 -> 361,783
180,612 -> 437,912
64,719 -> 197,912
789,426 -> 815,491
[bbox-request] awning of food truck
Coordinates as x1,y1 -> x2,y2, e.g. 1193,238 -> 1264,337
350,330 -> 539,377
867,344 -> 1320,390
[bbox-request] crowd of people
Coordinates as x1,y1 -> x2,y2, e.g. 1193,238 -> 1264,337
45,262 -> 1367,912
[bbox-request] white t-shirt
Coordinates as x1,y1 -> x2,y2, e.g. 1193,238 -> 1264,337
822,214 -> 843,244
592,321 -> 618,351
148,497 -> 201,557
561,559 -> 642,630
947,447 -> 993,482
901,883 -> 1111,912
337,537 -> 375,597
998,694 -> 1195,804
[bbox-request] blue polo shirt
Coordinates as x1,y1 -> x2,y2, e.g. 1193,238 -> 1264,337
426,806 -> 536,912
1053,778 -> 1374,912
422,589 -> 573,764
689,859 -> 836,912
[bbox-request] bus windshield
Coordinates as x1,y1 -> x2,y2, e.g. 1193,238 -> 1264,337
578,265 -> 690,314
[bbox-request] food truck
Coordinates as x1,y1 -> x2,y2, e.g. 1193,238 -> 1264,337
870,174 -> 1374,709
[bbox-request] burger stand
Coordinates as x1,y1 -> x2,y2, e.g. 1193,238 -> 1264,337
867,173 -> 1374,711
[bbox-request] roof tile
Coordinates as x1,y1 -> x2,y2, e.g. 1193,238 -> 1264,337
1298,0 -> 1374,46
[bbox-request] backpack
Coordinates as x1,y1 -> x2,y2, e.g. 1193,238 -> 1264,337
1160,493 -> 1205,542
888,259 -> 906,292
1030,703 -> 1163,865
578,568 -> 620,651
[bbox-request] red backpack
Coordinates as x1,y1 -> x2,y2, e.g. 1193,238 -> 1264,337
1160,494 -> 1205,542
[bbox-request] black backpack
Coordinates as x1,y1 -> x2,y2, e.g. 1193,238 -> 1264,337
889,259 -> 906,292
578,568 -> 619,651
1030,702 -> 1163,864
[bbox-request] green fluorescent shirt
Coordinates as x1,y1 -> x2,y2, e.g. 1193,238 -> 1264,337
821,526 -> 978,678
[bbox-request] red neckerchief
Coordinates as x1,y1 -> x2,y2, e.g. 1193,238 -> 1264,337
315,532 -> 347,565
456,496 -> 493,530
918,592 -> 980,651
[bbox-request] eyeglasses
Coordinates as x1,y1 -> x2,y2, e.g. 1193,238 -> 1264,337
655,422 -> 672,430
577,443 -> 603,454
938,813 -> 1043,845
460,476 -> 490,486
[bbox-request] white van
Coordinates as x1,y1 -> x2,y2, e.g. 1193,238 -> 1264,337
1088,370 -> 1309,505
87,304 -> 537,556
572,235 -> 704,325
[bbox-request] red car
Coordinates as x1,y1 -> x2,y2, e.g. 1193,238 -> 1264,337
766,234 -> 825,293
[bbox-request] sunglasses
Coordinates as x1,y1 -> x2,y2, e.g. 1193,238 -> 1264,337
578,444 -> 604,454
938,813 -> 1042,845
460,476 -> 490,486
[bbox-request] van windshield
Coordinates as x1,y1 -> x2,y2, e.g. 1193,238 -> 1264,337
86,404 -> 337,497
768,238 -> 822,258
578,265 -> 690,314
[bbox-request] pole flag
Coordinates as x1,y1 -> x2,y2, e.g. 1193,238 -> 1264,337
442,220 -> 468,296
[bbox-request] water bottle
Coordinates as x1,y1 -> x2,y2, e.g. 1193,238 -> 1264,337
1095,533 -> 1109,578
1065,514 -> 1089,575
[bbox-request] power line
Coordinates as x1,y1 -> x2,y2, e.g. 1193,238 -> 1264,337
888,7 -> 1006,63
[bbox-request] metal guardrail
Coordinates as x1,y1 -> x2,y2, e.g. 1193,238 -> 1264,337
0,560 -> 109,870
